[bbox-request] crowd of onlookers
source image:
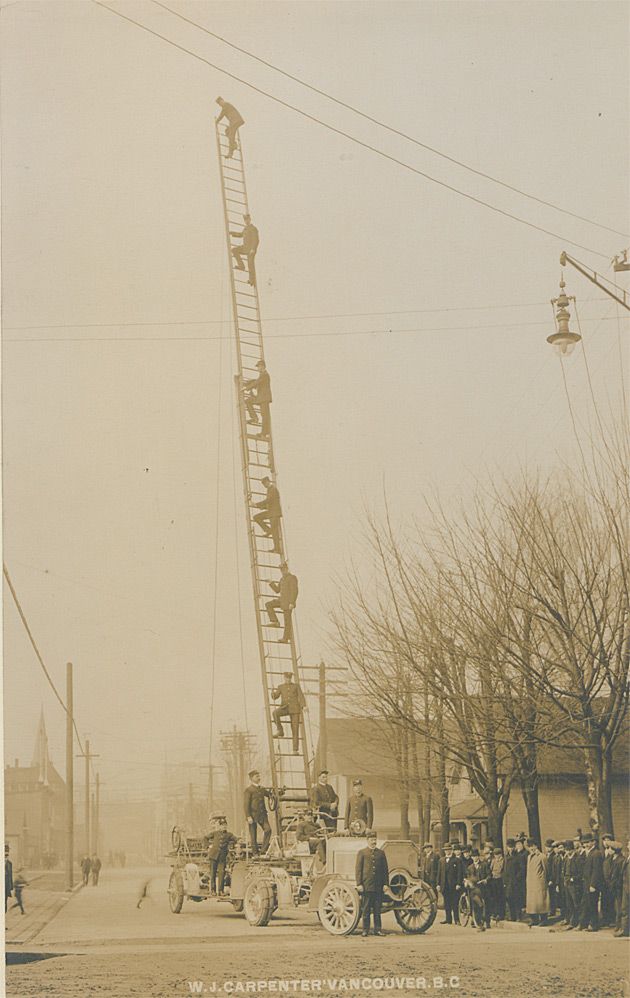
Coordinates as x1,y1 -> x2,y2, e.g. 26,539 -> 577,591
419,831 -> 629,936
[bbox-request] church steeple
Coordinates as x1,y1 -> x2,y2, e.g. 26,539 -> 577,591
31,708 -> 49,786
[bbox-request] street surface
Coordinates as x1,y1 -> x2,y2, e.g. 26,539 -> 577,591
5,867 -> 629,998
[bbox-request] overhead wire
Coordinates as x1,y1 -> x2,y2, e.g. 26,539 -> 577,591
5,314 -> 628,345
92,0 -> 611,260
2,296 -> 614,330
152,0 -> 629,241
3,564 -> 86,753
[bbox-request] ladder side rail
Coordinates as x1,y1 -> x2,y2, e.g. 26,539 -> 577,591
216,121 -> 282,835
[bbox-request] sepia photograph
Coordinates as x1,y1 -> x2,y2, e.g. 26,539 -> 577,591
1,1 -> 629,996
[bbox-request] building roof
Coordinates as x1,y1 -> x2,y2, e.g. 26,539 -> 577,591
449,794 -> 487,821
318,717 -> 429,779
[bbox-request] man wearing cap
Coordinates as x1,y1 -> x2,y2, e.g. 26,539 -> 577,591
489,847 -> 505,921
310,770 -> 339,831
465,848 -> 491,931
561,840 -> 578,929
609,841 -> 625,934
438,841 -> 465,925
243,359 -> 272,437
216,97 -> 244,158
243,770 -> 273,855
272,671 -> 306,753
578,833 -> 604,931
252,477 -> 282,554
344,779 -> 374,831
207,817 -> 238,896
266,562 -> 299,644
356,831 -> 389,937
231,212 -> 260,286
420,843 -> 440,889
602,835 -> 616,927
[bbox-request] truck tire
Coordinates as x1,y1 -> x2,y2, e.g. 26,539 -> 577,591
168,871 -> 184,914
244,879 -> 275,927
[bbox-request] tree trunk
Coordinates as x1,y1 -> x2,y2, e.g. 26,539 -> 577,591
423,688 -> 433,847
520,781 -> 542,846
436,708 -> 449,846
485,791 -> 505,847
584,745 -> 615,836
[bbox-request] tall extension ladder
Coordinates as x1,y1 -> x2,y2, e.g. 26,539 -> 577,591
215,120 -> 312,840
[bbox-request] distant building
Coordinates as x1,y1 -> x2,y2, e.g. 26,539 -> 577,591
4,710 -> 66,867
316,716 -> 629,845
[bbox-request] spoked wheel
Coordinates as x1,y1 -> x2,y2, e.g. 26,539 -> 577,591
244,879 -> 275,926
458,891 -> 471,927
168,871 -> 184,914
318,881 -> 361,936
388,868 -> 411,901
394,882 -> 437,934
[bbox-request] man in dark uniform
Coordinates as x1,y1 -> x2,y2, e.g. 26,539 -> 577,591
602,839 -> 617,927
503,838 -> 520,921
420,843 -> 440,889
356,830 -> 389,937
513,837 -> 528,919
562,840 -> 578,929
207,816 -> 238,895
438,842 -> 465,925
266,562 -> 298,644
5,844 -> 13,913
578,833 -> 604,931
344,779 -> 374,831
272,671 -> 306,753
609,841 -> 625,935
465,849 -> 491,931
296,808 -> 326,865
310,770 -> 339,831
243,770 -> 273,855
252,477 -> 282,554
231,213 -> 260,286
216,97 -> 244,158
614,838 -> 630,937
243,360 -> 272,437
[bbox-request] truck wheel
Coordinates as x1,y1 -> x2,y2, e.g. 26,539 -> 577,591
318,881 -> 361,936
244,879 -> 275,926
394,882 -> 436,934
168,872 -> 184,914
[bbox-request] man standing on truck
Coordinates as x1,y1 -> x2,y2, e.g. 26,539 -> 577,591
243,770 -> 273,855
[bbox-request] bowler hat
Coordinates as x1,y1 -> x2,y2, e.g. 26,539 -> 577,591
564,840 -> 574,850
506,838 -> 516,847
422,842 -> 433,850
471,848 -> 480,857
544,838 -> 554,847
493,847 -> 503,854
452,842 -> 462,851
582,833 -> 594,843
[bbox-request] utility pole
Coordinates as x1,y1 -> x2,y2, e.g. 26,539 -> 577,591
65,662 -> 74,890
77,739 -> 99,858
319,660 -> 327,773
92,773 -> 100,855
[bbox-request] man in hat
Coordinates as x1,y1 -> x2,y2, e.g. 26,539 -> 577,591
272,671 -> 306,753
345,779 -> 374,831
551,841 -> 566,920
438,841 -> 465,925
243,359 -> 272,437
489,847 -> 505,921
243,770 -> 273,855
5,844 -> 13,913
526,839 -> 549,925
266,562 -> 299,644
609,841 -> 625,935
513,837 -> 528,919
207,816 -> 238,896
562,840 -> 579,929
465,848 -> 491,931
503,839 -> 520,921
614,838 -> 630,937
602,836 -> 617,927
420,843 -> 440,889
216,97 -> 244,159
543,839 -> 557,917
230,212 -> 259,286
310,770 -> 339,831
578,833 -> 604,931
356,830 -> 388,937
252,477 -> 282,554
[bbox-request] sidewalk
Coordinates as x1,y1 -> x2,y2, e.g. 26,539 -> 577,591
5,871 -> 83,946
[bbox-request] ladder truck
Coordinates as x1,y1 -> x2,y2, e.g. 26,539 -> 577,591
168,114 -> 437,937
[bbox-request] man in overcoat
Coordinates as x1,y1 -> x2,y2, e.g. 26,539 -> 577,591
578,833 -> 604,931
526,839 -> 549,925
420,843 -> 440,889
438,842 -> 465,925
355,830 -> 389,937
310,770 -> 339,831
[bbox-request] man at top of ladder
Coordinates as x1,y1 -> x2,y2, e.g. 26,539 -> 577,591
215,97 -> 244,158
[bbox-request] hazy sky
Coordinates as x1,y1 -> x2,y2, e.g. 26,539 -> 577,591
2,0 -> 628,804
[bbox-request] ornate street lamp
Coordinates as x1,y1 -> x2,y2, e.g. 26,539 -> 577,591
547,279 -> 581,357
